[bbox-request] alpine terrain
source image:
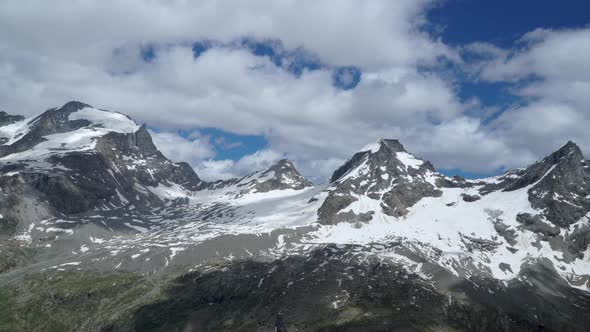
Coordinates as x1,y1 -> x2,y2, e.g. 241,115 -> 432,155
1,101 -> 589,331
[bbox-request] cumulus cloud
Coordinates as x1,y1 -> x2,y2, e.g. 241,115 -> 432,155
0,0 -> 450,70
468,27 -> 590,160
478,28 -> 590,83
149,130 -> 215,166
0,1 -> 588,182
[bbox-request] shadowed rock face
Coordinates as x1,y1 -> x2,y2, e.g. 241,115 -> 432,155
116,247 -> 590,332
319,139 -> 442,224
526,142 -> 590,227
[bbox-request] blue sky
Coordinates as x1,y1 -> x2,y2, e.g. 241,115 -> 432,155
1,1 -> 589,182
428,0 -> 590,46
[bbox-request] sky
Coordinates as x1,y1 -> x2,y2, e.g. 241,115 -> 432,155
0,0 -> 589,183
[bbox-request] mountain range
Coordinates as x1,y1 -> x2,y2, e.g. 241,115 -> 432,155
0,101 -> 589,331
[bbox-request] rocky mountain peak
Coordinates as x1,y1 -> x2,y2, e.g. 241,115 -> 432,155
57,100 -> 92,112
205,158 -> 313,195
476,141 -> 590,228
266,158 -> 296,172
527,141 -> 590,227
320,139 -> 443,224
499,141 -> 585,190
361,139 -> 406,154
544,140 -> 584,167
331,139 -> 432,183
29,101 -> 94,134
238,159 -> 312,193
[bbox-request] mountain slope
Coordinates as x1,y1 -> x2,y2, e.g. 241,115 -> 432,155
0,102 -> 589,331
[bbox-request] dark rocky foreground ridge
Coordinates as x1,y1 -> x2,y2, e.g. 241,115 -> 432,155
0,102 -> 589,331
2,246 -> 589,331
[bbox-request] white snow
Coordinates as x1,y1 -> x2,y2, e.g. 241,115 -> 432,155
360,141 -> 381,153
0,106 -> 139,166
59,262 -> 81,266
0,116 -> 37,145
68,107 -> 139,133
124,223 -> 148,233
395,151 -> 424,169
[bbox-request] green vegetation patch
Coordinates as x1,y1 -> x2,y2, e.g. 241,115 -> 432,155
0,270 -> 159,332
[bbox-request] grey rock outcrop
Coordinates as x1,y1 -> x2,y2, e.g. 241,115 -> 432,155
516,213 -> 561,238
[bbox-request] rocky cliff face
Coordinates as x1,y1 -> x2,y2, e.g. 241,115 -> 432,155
521,141 -> 590,227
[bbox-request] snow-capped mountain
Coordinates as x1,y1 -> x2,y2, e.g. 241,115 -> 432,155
1,102 -> 589,331
0,101 -> 203,220
311,138 -> 590,287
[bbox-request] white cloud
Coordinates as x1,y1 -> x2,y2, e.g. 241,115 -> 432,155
478,27 -> 590,82
471,27 -> 590,161
0,0 -> 450,70
149,130 -> 215,166
193,159 -> 237,182
1,1 -> 588,182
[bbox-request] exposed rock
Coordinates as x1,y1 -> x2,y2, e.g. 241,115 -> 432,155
516,213 -> 561,238
566,223 -> 590,259
381,181 -> 442,217
493,221 -> 518,246
461,193 -> 481,202
499,262 -> 513,274
482,142 -> 590,228
460,233 -> 502,252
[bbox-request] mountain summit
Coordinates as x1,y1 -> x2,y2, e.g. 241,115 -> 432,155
320,138 -> 441,224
